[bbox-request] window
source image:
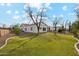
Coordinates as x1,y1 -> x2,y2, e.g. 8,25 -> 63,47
25,28 -> 27,31
43,27 -> 46,31
30,27 -> 33,31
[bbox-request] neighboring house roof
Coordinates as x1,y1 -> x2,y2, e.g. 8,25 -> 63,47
0,27 -> 11,30
0,25 -> 11,29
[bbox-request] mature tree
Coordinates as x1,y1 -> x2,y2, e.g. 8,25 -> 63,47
71,5 -> 79,35
71,21 -> 78,36
64,20 -> 68,31
60,20 -> 66,33
58,20 -> 67,33
75,5 -> 79,18
24,4 -> 46,34
63,20 -> 72,33
58,25 -> 65,33
68,21 -> 72,32
53,17 -> 61,34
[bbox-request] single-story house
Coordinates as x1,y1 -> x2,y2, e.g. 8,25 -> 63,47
20,22 -> 53,33
0,28 -> 11,37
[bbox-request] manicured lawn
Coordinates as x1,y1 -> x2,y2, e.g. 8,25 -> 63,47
0,32 -> 78,56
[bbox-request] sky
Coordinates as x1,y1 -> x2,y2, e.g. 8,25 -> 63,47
0,3 -> 78,27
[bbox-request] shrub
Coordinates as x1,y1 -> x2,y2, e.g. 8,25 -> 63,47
58,28 -> 62,33
12,25 -> 21,35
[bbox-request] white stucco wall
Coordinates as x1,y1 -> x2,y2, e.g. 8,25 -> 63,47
21,23 -> 49,33
40,23 -> 48,33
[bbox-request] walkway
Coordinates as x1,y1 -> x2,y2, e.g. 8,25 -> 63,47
0,34 -> 14,47
74,36 -> 79,55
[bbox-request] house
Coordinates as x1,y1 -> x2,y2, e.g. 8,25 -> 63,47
0,27 -> 11,37
20,22 -> 53,33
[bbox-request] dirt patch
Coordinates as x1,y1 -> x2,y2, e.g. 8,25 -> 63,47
0,34 -> 15,47
77,43 -> 79,49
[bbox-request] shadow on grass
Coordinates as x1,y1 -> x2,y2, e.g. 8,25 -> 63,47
19,32 -> 38,38
8,34 -> 38,53
7,32 -> 59,53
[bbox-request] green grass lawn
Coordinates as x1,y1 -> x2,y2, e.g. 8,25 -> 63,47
0,32 -> 78,56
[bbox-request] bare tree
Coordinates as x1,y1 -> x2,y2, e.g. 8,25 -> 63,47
62,20 -> 72,33
25,4 -> 46,34
61,24 -> 65,33
68,21 -> 72,32
62,20 -> 71,34
75,5 -> 79,18
53,17 -> 61,34
64,20 -> 68,30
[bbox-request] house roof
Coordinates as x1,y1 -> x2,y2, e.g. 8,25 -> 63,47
20,22 -> 49,27
20,24 -> 30,27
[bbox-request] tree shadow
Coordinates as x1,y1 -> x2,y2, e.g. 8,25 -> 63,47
8,34 -> 38,53
29,34 -> 38,40
18,32 -> 38,38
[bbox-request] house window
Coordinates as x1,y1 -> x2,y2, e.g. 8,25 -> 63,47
30,27 -> 33,31
25,28 -> 27,31
43,27 -> 46,31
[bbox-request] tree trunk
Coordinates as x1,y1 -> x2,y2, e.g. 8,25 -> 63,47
54,26 -> 57,34
55,26 -> 56,32
37,27 -> 40,35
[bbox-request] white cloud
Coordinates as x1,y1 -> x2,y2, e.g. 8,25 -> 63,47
0,3 -> 5,6
22,14 -> 26,18
60,14 -> 64,17
42,17 -> 48,20
75,5 -> 79,10
24,5 -> 26,9
69,13 -> 76,16
23,13 -> 29,17
52,15 -> 56,18
6,3 -> 11,6
6,10 -> 12,14
39,8 -> 47,12
52,14 -> 64,18
23,20 -> 27,23
21,13 -> 28,20
15,10 -> 19,14
13,15 -> 20,19
24,3 -> 52,11
24,3 -> 42,10
22,11 -> 25,13
43,8 -> 47,12
45,3 -> 52,10
62,5 -> 68,11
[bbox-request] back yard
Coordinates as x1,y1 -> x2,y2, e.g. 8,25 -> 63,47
0,32 -> 78,56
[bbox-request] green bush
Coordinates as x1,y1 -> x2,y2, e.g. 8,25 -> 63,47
58,28 -> 63,33
71,27 -> 78,35
58,26 -> 65,33
12,25 -> 21,35
71,21 -> 79,35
